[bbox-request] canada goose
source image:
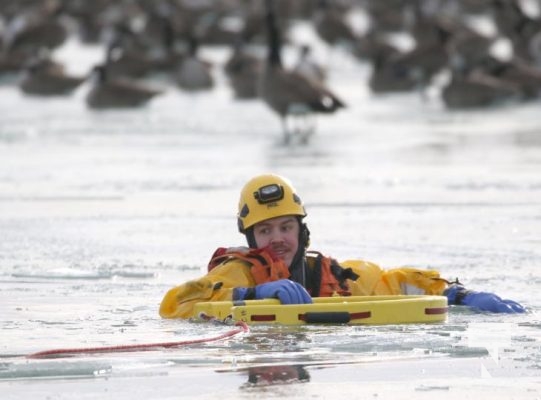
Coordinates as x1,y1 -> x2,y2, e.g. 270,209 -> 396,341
62,0 -> 111,44
365,0 -> 407,33
176,36 -> 214,91
447,31 -> 496,68
408,9 -> 454,50
441,63 -> 521,109
237,2 -> 268,44
368,50 -> 419,93
138,1 -> 178,50
85,64 -> 163,109
259,0 -> 346,144
142,13 -> 186,75
491,0 -> 541,62
103,43 -> 157,80
371,14 -> 451,95
454,0 -> 494,14
491,0 -> 528,39
351,30 -> 401,62
292,44 -> 327,84
475,54 -> 541,99
101,25 -> 159,79
369,43 -> 449,95
3,1 -> 68,55
0,50 -> 30,80
196,9 -> 245,46
367,9 -> 450,94
19,55 -> 85,96
528,30 -> 541,65
224,39 -> 262,99
312,0 -> 357,47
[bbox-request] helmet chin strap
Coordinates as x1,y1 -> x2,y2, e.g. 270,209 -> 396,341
289,220 -> 309,286
245,228 -> 257,249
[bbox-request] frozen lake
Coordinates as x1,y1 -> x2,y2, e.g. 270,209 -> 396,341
1,25 -> 541,399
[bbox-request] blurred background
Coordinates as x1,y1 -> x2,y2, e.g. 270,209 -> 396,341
2,0 -> 541,113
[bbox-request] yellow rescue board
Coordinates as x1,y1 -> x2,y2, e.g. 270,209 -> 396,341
194,295 -> 448,325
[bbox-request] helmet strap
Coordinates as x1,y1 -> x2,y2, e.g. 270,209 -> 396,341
288,218 -> 309,285
299,221 -> 310,249
245,228 -> 258,249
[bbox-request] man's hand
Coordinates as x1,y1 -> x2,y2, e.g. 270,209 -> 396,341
233,279 -> 313,304
445,285 -> 525,313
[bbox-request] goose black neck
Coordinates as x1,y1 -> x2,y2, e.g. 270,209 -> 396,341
162,18 -> 175,50
317,0 -> 330,10
187,36 -> 198,56
265,0 -> 282,67
94,65 -> 107,83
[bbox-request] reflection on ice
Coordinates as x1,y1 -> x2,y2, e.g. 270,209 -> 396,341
242,364 -> 310,387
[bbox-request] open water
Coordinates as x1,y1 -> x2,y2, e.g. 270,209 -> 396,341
1,23 -> 540,399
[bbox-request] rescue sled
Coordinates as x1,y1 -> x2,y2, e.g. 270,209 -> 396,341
194,295 -> 448,325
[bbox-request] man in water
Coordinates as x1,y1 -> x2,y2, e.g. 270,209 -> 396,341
160,173 -> 525,318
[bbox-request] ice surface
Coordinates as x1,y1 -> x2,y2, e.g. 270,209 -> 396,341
1,20 -> 540,400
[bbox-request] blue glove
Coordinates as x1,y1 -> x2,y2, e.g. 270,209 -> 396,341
233,279 -> 313,305
444,284 -> 525,313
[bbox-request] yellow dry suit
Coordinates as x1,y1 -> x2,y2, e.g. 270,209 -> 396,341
159,247 -> 448,319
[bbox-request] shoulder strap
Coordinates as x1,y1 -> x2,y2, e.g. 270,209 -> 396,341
207,247 -> 290,284
304,254 -> 322,297
306,251 -> 359,297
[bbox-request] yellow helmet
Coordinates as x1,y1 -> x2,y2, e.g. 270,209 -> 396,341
237,174 -> 307,233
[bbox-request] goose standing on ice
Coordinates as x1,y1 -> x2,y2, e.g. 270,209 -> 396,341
259,0 -> 346,144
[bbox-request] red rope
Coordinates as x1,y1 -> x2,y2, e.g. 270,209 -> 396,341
27,321 -> 249,359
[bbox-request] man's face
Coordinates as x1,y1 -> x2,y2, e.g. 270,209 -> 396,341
253,215 -> 300,267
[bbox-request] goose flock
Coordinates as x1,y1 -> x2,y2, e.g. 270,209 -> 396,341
2,0 -> 541,143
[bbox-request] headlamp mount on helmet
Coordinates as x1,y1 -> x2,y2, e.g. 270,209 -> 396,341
254,184 -> 284,204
